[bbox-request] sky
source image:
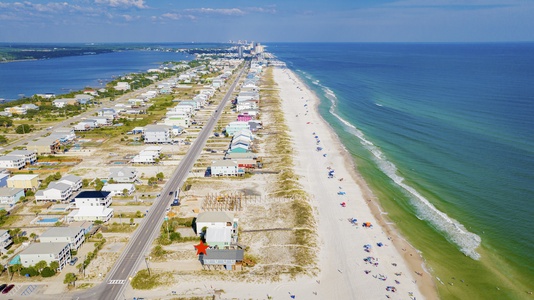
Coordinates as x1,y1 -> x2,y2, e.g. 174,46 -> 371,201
0,0 -> 533,43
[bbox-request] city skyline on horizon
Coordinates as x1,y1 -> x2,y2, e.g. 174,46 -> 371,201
0,0 -> 532,43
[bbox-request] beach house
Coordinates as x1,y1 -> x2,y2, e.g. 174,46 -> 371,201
0,156 -> 26,170
74,119 -> 98,131
109,167 -> 138,183
225,121 -> 250,136
131,147 -> 161,164
0,174 -> 9,188
7,174 -> 39,190
26,136 -> 61,155
195,211 -> 237,235
57,175 -> 83,191
205,227 -> 234,249
9,150 -> 37,165
199,249 -> 244,270
143,125 -> 172,144
74,94 -> 94,105
21,104 -> 39,111
0,187 -> 25,205
211,160 -> 243,176
67,206 -> 113,223
74,191 -> 112,208
101,183 -> 135,196
39,227 -> 85,250
0,230 -> 13,253
19,242 -> 71,271
115,82 -> 131,91
34,182 -> 73,202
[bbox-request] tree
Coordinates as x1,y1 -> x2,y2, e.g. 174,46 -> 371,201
15,124 -> 31,134
64,272 -> 77,287
122,188 -> 129,196
35,260 -> 48,272
156,172 -> 164,181
30,232 -> 37,241
49,261 -> 59,271
0,117 -> 13,128
0,135 -> 7,144
41,267 -> 56,277
94,178 -> 104,191
20,266 -> 39,277
148,177 -> 157,186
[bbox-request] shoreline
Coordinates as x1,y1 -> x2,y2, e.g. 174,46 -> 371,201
275,65 -> 438,299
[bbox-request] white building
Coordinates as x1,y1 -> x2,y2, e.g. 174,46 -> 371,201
0,230 -> 12,253
34,182 -> 72,202
19,242 -> 71,270
109,167 -> 138,183
9,150 -> 37,165
0,156 -> 26,169
143,125 -> 172,144
67,206 -> 113,223
131,146 -> 161,164
74,191 -> 112,208
195,211 -> 237,235
0,187 -> 24,205
101,183 -> 135,196
211,160 -> 239,176
58,175 -> 83,191
39,227 -> 85,250
115,82 -> 131,91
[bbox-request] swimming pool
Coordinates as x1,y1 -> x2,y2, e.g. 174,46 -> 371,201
37,218 -> 59,223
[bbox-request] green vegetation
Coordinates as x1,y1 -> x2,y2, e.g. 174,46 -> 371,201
15,124 -> 31,134
130,269 -> 171,290
103,222 -> 139,233
157,217 -> 198,245
64,272 -> 77,287
261,67 -> 318,277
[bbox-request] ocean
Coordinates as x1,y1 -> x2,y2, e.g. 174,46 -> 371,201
268,43 -> 534,299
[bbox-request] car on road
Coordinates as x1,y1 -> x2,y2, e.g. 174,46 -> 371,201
2,284 -> 14,294
0,284 -> 7,292
69,257 -> 78,266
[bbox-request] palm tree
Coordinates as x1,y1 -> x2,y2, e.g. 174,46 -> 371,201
64,272 -> 77,287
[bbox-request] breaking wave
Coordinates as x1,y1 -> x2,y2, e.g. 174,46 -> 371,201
313,80 -> 482,260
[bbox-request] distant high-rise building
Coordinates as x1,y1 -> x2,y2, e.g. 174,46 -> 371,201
238,46 -> 244,59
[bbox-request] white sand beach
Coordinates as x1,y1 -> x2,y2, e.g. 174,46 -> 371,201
120,66 -> 438,300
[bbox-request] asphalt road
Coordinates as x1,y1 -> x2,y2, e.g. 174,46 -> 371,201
73,63 -> 247,300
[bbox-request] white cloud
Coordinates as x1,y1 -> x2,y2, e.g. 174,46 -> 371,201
94,0 -> 146,9
160,13 -> 196,21
185,8 -> 246,16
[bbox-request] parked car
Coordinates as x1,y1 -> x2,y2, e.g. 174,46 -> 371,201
2,284 -> 14,294
0,284 -> 7,292
69,257 -> 78,266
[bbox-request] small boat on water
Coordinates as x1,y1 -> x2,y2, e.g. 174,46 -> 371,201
375,103 -> 383,107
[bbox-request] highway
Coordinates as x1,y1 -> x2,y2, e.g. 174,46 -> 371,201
73,63 -> 246,300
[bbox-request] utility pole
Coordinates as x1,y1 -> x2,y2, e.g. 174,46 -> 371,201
144,256 -> 151,276
82,255 -> 86,278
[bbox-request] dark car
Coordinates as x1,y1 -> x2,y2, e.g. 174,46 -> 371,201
69,257 -> 78,266
0,284 -> 7,292
2,284 -> 14,294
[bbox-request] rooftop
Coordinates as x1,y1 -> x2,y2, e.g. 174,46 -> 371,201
20,242 -> 69,255
75,190 -> 111,199
40,227 -> 84,238
197,211 -> 233,223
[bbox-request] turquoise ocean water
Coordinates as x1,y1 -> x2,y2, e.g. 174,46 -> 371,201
268,43 -> 534,299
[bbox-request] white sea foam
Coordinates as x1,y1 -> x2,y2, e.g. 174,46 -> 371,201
318,84 -> 482,260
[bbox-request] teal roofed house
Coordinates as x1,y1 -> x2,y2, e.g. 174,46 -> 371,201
225,121 -> 250,136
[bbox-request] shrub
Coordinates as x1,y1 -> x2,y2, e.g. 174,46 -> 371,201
20,267 -> 39,277
41,267 -> 56,277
